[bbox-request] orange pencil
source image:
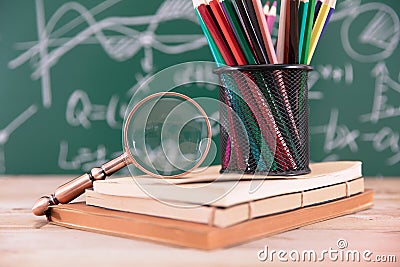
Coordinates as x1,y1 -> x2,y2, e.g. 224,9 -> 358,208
207,0 -> 247,65
195,0 -> 237,65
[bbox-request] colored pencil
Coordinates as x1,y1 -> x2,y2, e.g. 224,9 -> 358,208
244,0 -> 265,41
237,0 -> 299,167
195,0 -> 237,65
266,1 -> 277,33
253,0 -> 298,133
288,0 -> 299,64
221,0 -> 257,64
300,0 -> 316,64
196,9 -> 225,65
218,0 -> 276,169
251,0 -> 277,63
240,72 -> 296,170
209,1 -> 280,168
318,0 -> 335,41
307,0 -> 336,64
207,0 -> 281,169
193,0 -> 336,172
221,73 -> 278,171
244,0 -> 269,62
207,0 -> 248,65
276,0 -> 288,63
314,0 -> 323,22
263,1 -> 270,23
195,4 -> 231,167
194,0 -> 247,169
232,0 -> 268,63
218,0 -> 296,168
284,0 -> 291,63
298,0 -> 309,62
251,0 -> 301,167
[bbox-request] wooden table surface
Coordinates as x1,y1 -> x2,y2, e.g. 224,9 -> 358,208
0,176 -> 399,267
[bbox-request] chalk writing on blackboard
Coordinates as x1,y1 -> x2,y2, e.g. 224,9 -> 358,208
308,63 -> 353,100
362,127 -> 400,166
66,90 -> 127,129
332,0 -> 399,63
8,0 -> 206,108
360,62 -> 400,123
311,109 -> 360,154
0,105 -> 38,173
58,140 -> 132,175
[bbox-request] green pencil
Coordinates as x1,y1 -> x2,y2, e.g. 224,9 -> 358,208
222,0 -> 257,64
196,9 -> 225,65
298,0 -> 309,62
300,0 -> 315,64
196,8 -> 276,169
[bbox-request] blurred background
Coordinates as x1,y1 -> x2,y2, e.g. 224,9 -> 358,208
0,0 -> 399,176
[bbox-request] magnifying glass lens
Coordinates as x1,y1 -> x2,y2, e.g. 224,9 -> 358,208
125,94 -> 210,177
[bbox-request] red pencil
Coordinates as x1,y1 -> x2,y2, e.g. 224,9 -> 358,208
207,0 -> 248,65
195,0 -> 249,169
195,1 -> 237,66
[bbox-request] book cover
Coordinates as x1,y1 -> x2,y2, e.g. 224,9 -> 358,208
49,190 -> 374,250
86,178 -> 364,227
94,161 -> 362,207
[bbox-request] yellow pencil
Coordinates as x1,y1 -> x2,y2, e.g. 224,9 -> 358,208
307,0 -> 335,64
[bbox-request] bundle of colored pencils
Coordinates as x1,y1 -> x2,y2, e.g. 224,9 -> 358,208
193,0 -> 336,174
193,0 -> 337,65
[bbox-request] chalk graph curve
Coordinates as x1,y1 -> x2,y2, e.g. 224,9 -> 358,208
341,2 -> 399,63
8,0 -> 207,108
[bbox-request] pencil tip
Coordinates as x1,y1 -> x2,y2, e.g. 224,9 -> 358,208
192,0 -> 205,8
264,4 -> 269,14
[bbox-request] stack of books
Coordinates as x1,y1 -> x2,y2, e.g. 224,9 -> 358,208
48,161 -> 373,250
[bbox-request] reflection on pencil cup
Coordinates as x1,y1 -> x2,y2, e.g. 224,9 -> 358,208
215,64 -> 313,176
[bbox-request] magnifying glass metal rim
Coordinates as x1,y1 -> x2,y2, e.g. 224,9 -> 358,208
32,92 -> 213,216
123,91 -> 212,179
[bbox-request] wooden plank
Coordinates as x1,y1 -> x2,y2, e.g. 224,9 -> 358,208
0,177 -> 68,210
0,229 -> 398,267
0,177 -> 399,266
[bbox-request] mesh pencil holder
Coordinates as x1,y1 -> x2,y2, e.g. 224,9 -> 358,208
214,64 -> 313,176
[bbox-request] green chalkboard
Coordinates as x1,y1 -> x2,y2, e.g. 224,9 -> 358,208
0,0 -> 214,175
307,0 -> 400,176
0,0 -> 399,176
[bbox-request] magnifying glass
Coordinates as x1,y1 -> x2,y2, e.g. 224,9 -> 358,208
32,92 -> 212,216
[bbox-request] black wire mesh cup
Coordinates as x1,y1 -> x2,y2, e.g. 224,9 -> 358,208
215,64 -> 313,176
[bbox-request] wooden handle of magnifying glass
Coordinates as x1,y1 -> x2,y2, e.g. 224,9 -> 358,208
32,153 -> 128,216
